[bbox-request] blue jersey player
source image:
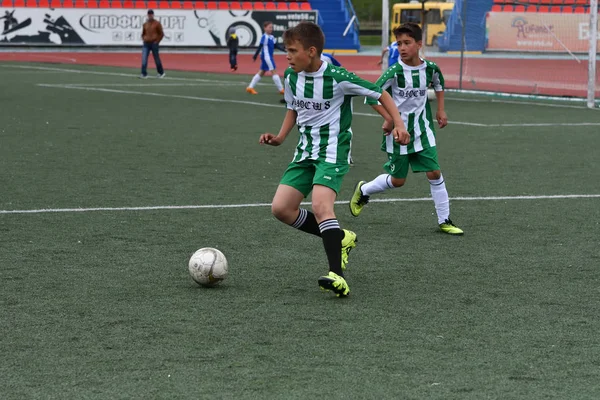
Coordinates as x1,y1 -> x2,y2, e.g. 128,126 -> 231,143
378,41 -> 399,67
246,21 -> 286,95
320,52 -> 341,67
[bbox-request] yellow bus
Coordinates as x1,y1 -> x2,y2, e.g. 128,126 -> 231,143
391,1 -> 454,47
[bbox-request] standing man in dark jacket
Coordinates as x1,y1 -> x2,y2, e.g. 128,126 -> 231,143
227,27 -> 239,71
140,9 -> 165,79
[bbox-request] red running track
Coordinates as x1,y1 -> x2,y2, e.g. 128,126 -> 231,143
0,51 -> 597,98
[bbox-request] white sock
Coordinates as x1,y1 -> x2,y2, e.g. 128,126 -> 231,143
249,73 -> 261,88
361,174 -> 394,196
429,174 -> 450,224
272,74 -> 283,91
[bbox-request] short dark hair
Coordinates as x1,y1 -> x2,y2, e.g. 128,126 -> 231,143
283,21 -> 325,55
147,9 -> 154,14
263,21 -> 272,28
393,22 -> 422,42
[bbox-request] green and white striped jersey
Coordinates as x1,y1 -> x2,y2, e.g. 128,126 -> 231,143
284,61 -> 383,164
366,58 -> 445,155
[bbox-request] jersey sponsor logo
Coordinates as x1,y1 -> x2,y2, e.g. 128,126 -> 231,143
398,89 -> 427,98
293,99 -> 331,110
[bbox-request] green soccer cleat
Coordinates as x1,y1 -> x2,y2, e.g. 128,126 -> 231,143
318,271 -> 350,297
341,229 -> 357,271
439,219 -> 464,235
349,181 -> 369,217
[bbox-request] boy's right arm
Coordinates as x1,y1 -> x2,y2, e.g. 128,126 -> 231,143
259,110 -> 297,146
252,36 -> 263,61
252,46 -> 261,61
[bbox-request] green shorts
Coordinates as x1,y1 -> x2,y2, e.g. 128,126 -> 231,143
279,160 -> 349,197
384,146 -> 441,179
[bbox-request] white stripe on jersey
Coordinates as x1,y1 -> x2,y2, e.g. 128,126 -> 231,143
325,120 -> 340,163
385,133 -> 394,154
420,68 -> 436,147
264,56 -> 274,70
295,126 -> 309,161
412,69 -> 426,152
261,34 -> 274,69
398,67 -> 416,155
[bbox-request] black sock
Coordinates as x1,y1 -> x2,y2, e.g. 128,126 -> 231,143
291,209 -> 321,237
319,219 -> 344,276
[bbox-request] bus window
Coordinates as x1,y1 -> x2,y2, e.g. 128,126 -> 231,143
442,9 -> 452,24
401,10 -> 421,24
426,10 -> 442,25
394,12 -> 399,24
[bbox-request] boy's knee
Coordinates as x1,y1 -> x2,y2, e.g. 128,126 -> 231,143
390,177 -> 405,187
311,201 -> 333,221
271,202 -> 289,222
426,170 -> 442,180
272,202 -> 300,225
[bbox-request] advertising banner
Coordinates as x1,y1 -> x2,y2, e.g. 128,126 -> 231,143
486,12 -> 599,53
0,8 -> 318,46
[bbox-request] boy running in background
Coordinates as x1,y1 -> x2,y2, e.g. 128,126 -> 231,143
350,23 -> 463,236
378,40 -> 399,68
246,21 -> 286,95
320,51 -> 341,67
260,22 -> 409,297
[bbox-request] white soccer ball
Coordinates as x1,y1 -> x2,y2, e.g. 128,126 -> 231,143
188,247 -> 229,287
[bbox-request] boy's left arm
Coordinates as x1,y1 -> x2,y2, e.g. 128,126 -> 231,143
435,91 -> 448,129
432,65 -> 448,129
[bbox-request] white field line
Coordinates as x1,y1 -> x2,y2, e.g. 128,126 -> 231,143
1,194 -> 599,215
445,88 -> 600,105
37,83 -> 284,109
449,97 -> 598,110
3,70 -> 74,74
49,82 -> 246,87
6,63 -> 598,110
486,122 -> 600,127
3,64 -> 273,86
37,84 -> 600,128
352,70 -> 600,92
353,112 -> 489,127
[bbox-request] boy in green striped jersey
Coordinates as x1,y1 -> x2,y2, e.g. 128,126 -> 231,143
259,22 -> 410,297
350,23 -> 464,235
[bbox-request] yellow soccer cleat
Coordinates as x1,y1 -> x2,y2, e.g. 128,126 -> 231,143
439,219 -> 464,235
349,181 -> 369,217
318,271 -> 350,297
246,87 -> 258,95
341,229 -> 357,271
